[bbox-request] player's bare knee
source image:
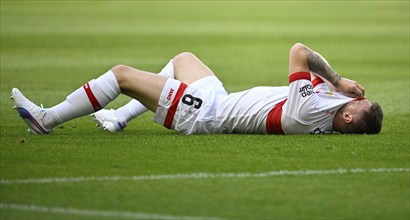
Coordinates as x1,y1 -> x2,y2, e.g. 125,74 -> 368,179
173,52 -> 197,66
174,52 -> 196,60
111,64 -> 132,74
111,65 -> 132,87
172,52 -> 200,76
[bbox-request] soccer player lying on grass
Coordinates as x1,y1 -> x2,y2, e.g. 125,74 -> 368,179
11,43 -> 383,135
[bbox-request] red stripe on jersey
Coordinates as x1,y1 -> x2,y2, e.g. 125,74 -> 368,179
83,83 -> 102,112
266,99 -> 287,134
164,83 -> 188,129
289,72 -> 311,84
312,77 -> 324,88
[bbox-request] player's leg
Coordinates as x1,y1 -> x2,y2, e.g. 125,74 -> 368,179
91,99 -> 145,132
11,70 -> 121,134
11,67 -> 166,134
92,60 -> 175,132
111,52 -> 216,111
153,52 -> 225,133
111,65 -> 167,111
172,52 -> 215,84
93,52 -> 215,132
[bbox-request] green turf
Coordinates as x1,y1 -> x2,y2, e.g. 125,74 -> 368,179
1,1 -> 409,219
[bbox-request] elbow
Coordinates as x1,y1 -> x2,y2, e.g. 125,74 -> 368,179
288,43 -> 312,74
289,43 -> 309,64
290,43 -> 307,55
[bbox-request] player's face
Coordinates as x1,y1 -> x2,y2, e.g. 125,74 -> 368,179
349,98 -> 371,117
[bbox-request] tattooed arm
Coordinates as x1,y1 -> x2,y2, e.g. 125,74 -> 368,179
288,43 -> 365,98
305,48 -> 342,87
309,52 -> 338,92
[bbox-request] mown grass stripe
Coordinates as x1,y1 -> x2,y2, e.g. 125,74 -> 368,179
1,167 -> 408,185
0,203 -> 223,220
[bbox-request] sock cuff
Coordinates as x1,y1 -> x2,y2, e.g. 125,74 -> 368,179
95,70 -> 121,100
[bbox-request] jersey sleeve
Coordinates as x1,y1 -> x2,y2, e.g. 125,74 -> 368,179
283,72 -> 319,123
311,77 -> 331,93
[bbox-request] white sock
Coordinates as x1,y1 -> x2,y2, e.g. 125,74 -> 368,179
43,70 -> 120,129
114,60 -> 175,122
115,99 -> 148,122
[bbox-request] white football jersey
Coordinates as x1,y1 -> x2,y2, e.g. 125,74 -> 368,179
281,72 -> 354,134
215,86 -> 288,134
215,72 -> 354,134
155,72 -> 354,135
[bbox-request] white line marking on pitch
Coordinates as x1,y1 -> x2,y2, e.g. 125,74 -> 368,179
0,167 -> 408,185
0,203 -> 223,220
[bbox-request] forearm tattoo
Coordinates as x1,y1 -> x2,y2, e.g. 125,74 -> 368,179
304,48 -> 341,87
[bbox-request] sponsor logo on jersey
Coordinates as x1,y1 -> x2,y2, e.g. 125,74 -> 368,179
299,84 -> 313,97
167,88 -> 174,100
310,127 -> 324,134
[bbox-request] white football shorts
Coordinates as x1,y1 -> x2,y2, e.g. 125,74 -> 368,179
154,76 -> 228,134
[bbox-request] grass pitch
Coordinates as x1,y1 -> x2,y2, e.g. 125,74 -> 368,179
1,1 -> 409,219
